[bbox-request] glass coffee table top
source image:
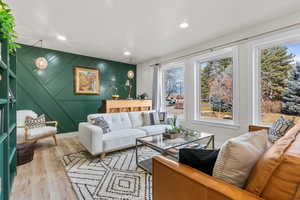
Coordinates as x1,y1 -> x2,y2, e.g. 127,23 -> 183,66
135,131 -> 215,174
137,132 -> 214,150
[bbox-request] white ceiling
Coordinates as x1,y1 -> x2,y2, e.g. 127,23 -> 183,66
7,0 -> 300,64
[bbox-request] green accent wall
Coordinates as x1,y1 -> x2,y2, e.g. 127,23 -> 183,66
16,45 -> 136,133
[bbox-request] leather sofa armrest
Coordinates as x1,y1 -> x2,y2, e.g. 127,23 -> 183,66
152,155 -> 263,200
249,125 -> 270,132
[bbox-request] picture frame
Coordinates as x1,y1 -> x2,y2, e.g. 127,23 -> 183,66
74,66 -> 100,95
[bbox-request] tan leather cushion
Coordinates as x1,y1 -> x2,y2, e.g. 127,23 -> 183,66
246,123 -> 300,200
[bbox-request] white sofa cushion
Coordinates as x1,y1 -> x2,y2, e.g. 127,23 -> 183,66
88,112 -> 132,131
102,129 -> 147,151
27,126 -> 57,140
139,124 -> 172,136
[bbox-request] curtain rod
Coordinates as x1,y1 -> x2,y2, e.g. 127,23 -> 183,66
150,21 -> 300,67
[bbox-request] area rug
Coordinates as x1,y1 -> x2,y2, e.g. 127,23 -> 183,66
62,147 -> 159,200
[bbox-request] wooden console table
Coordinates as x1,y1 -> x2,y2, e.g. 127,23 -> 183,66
99,99 -> 152,113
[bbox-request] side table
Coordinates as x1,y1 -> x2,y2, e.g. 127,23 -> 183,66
16,142 -> 35,166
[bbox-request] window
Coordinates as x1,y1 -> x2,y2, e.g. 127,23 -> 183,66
253,38 -> 300,125
194,47 -> 238,124
162,64 -> 185,119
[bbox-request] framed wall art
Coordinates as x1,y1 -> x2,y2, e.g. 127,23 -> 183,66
74,66 -> 100,95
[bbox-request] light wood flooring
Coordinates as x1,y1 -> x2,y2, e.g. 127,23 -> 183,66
11,132 -> 84,200
10,131 -> 226,200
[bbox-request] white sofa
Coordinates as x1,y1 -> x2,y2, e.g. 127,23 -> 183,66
78,111 -> 171,156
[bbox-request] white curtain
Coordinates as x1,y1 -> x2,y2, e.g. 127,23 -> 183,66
152,64 -> 164,111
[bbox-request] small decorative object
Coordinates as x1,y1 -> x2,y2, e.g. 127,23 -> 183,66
8,87 -> 14,99
74,66 -> 100,95
34,40 -> 48,69
127,70 -> 135,79
124,70 -> 135,99
138,92 -> 149,100
111,94 -> 119,99
125,79 -> 133,99
163,115 -> 182,139
186,130 -> 198,137
112,87 -> 119,99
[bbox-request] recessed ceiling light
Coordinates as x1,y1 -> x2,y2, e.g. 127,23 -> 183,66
179,22 -> 189,29
57,35 -> 66,41
123,51 -> 131,56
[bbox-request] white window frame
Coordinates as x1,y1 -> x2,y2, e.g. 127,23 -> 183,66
250,29 -> 300,126
161,61 -> 185,119
191,47 -> 239,127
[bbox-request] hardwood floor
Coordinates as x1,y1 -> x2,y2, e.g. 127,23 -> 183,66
10,131 -> 226,200
11,132 -> 85,200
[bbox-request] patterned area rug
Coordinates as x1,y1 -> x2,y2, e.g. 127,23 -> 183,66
62,147 -> 158,200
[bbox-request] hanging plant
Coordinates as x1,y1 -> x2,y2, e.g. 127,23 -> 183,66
0,1 -> 20,54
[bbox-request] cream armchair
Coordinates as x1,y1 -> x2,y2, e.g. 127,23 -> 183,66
17,110 -> 58,145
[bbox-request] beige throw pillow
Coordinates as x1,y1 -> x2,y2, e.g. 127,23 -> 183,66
213,130 -> 268,188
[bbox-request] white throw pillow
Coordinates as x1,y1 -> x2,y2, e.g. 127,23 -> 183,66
213,130 -> 268,188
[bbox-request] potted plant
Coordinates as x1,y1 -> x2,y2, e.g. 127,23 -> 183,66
163,115 -> 182,139
0,1 -> 20,53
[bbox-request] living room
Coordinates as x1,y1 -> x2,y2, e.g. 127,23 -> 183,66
1,0 -> 300,200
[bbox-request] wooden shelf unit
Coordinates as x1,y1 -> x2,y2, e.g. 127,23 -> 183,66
100,99 -> 152,113
0,36 -> 17,200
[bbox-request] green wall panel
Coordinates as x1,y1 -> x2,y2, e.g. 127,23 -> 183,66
16,45 -> 136,133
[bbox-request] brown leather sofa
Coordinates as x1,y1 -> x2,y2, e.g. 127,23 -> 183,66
152,125 -> 300,200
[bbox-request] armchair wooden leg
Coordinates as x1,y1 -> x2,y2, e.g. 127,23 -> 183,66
100,153 -> 106,160
53,135 -> 57,146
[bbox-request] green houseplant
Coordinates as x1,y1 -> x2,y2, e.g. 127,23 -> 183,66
164,115 -> 182,139
0,1 -> 20,53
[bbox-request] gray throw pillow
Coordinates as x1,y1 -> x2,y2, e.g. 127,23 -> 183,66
158,112 -> 168,123
91,116 -> 111,134
142,112 -> 160,126
269,117 -> 294,143
25,114 -> 46,129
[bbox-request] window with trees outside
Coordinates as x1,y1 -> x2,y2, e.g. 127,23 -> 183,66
162,64 -> 184,119
195,48 -> 238,124
254,40 -> 300,124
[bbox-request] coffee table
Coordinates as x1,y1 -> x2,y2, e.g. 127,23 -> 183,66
135,131 -> 214,174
